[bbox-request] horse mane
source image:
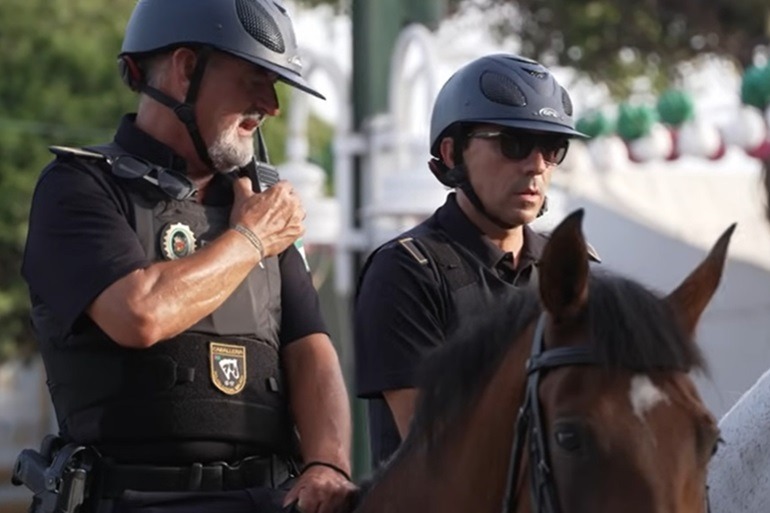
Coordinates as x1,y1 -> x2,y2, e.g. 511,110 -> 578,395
400,270 -> 706,456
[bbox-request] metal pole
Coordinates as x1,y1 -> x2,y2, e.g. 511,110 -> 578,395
350,0 -> 446,479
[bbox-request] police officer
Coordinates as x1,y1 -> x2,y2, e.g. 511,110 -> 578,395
355,54 -> 597,467
20,0 -> 355,512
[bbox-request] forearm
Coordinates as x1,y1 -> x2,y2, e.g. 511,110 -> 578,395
284,335 -> 352,472
383,388 -> 419,439
88,228 -> 261,347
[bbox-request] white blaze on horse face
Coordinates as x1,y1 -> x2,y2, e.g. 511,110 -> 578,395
629,375 -> 669,420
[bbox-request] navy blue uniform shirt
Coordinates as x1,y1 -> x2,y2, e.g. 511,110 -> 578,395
22,114 -> 326,344
354,193 -> 547,466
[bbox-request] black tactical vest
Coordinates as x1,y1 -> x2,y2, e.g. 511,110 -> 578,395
33,145 -> 293,455
359,222 -> 538,330
359,220 -> 600,323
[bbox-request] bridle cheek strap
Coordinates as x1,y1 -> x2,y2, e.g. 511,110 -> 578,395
501,314 -> 596,513
500,314 -> 713,513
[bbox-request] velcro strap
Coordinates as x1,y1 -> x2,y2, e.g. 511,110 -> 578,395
96,455 -> 289,497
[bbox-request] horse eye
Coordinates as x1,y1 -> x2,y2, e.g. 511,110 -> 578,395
711,436 -> 725,457
554,427 -> 582,451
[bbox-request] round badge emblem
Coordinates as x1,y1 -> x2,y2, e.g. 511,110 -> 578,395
160,222 -> 197,260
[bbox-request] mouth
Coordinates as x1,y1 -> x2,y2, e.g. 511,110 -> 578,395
238,115 -> 264,134
511,187 -> 542,206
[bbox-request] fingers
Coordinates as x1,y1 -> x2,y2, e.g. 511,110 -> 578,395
282,468 -> 357,513
232,176 -> 254,198
229,180 -> 306,257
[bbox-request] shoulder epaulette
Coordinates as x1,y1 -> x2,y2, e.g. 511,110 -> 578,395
399,234 -> 477,290
48,145 -> 107,161
397,237 -> 429,265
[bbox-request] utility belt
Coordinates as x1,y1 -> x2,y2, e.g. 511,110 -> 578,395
12,435 -> 297,512
95,454 -> 295,498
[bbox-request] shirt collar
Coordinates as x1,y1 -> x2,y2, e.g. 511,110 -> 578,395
114,114 -> 188,172
112,113 -> 233,204
434,193 -> 549,269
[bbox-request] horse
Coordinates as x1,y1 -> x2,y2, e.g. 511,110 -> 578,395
707,367 -> 770,512
352,209 -> 734,513
705,155 -> 770,513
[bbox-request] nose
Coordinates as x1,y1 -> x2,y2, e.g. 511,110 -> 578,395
520,147 -> 549,176
255,84 -> 280,117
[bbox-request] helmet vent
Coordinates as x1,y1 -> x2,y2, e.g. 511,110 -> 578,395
526,70 -> 548,80
561,87 -> 573,116
236,0 -> 286,54
480,71 -> 527,107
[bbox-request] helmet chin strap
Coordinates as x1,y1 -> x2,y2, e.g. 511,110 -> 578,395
455,166 -> 517,230
430,131 -> 548,230
429,159 -> 547,230
137,47 -> 214,171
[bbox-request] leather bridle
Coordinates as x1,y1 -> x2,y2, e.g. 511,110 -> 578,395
500,313 -> 595,513
499,313 -> 712,513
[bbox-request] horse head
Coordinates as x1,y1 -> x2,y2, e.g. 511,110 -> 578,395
353,210 -> 735,513
530,209 -> 734,513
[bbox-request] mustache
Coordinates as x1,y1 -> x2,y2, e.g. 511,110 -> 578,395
512,180 -> 544,193
240,111 -> 267,127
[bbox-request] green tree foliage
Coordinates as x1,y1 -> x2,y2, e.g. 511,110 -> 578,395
469,0 -> 770,97
300,0 -> 770,97
0,0 -> 333,361
0,0 -> 137,361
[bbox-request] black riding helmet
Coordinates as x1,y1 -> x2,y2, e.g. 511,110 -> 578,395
427,54 -> 584,227
430,54 -> 582,159
118,0 -> 324,170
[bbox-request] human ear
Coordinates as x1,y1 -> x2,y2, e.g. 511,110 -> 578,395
439,137 -> 456,168
169,48 -> 198,94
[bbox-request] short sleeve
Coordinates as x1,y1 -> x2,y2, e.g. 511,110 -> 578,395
354,243 -> 446,398
21,161 -> 150,330
278,242 -> 328,345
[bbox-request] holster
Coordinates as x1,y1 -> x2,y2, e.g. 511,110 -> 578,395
11,435 -> 98,513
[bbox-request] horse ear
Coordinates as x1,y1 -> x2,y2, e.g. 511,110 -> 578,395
667,224 -> 736,336
538,209 -> 590,320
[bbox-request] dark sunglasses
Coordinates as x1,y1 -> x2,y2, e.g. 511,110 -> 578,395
109,154 -> 197,200
467,130 -> 570,165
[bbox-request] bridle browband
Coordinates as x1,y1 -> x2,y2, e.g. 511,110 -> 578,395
499,313 -> 713,513
501,313 -> 596,513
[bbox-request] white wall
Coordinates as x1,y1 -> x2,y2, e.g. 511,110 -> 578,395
540,165 -> 770,419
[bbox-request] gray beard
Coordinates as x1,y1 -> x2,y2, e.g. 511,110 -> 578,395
208,124 -> 255,173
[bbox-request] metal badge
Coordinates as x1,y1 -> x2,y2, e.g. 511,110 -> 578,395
160,222 -> 197,260
209,342 -> 247,395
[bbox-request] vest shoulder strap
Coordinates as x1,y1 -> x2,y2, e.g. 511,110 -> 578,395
354,231 -> 452,300
49,142 -> 155,252
388,229 -> 478,292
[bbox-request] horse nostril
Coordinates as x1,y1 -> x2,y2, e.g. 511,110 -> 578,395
555,429 -> 581,451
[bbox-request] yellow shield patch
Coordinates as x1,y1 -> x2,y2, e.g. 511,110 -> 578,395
209,342 -> 246,395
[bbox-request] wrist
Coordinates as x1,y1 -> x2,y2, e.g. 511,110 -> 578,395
301,460 -> 352,482
231,223 -> 264,260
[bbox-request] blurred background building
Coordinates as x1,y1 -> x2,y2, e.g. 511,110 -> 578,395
1,0 -> 769,509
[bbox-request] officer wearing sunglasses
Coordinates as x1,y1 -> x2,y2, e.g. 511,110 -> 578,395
355,53 -> 600,467
19,1 -> 355,513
